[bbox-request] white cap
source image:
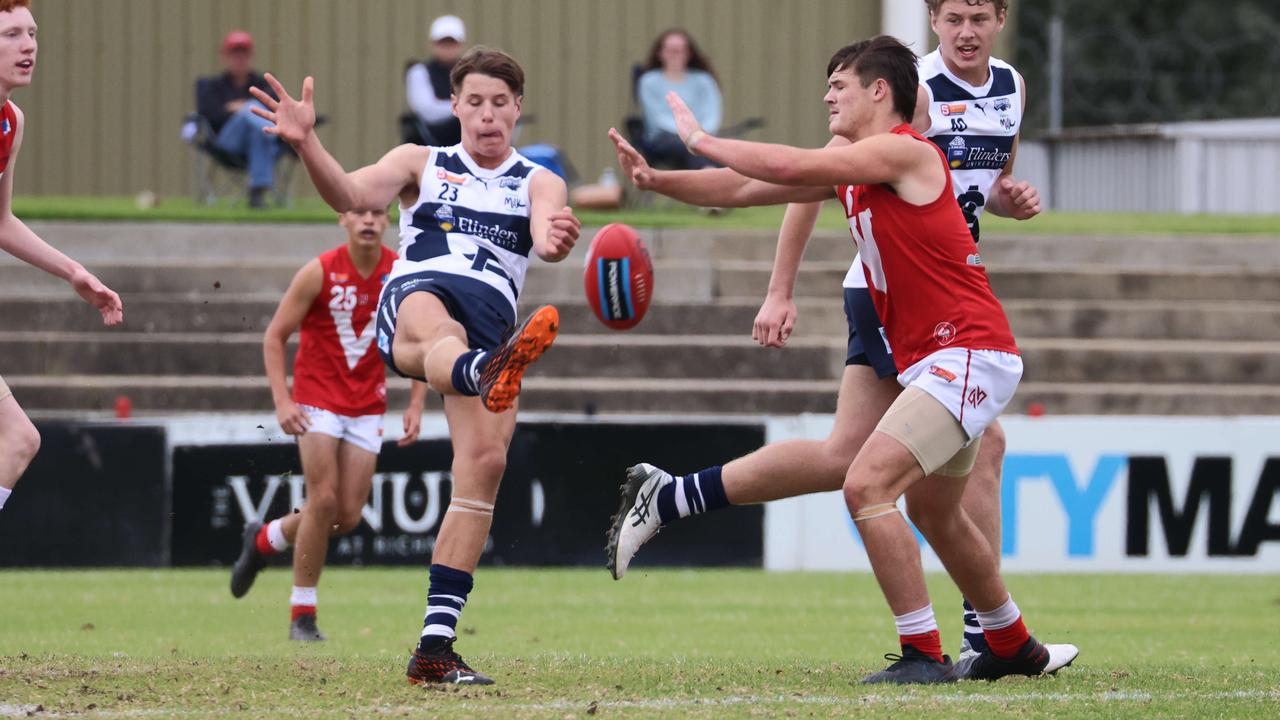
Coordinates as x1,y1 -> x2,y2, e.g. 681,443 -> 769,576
430,15 -> 466,42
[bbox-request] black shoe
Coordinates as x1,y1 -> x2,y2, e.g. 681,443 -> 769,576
289,613 -> 326,642
956,636 -> 1080,681
861,645 -> 957,685
248,187 -> 268,209
229,522 -> 267,598
407,638 -> 495,686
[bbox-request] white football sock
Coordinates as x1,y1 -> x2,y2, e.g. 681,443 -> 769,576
267,518 -> 290,551
894,604 -> 938,636
976,595 -> 1021,631
290,586 -> 318,607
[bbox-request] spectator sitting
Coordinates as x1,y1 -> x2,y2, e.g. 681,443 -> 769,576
196,30 -> 282,209
403,15 -> 466,147
636,29 -> 722,170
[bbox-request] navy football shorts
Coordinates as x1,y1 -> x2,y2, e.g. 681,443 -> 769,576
843,286 -> 897,379
375,271 -> 516,381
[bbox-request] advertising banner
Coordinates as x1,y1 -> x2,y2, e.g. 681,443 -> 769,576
170,419 -> 766,568
764,416 -> 1280,573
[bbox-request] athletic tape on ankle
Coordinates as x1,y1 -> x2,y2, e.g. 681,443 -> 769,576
446,497 -> 495,516
852,502 -> 900,522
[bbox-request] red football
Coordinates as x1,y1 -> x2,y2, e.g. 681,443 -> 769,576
583,223 -> 653,330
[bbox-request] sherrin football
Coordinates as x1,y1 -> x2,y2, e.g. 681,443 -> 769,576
583,223 -> 654,330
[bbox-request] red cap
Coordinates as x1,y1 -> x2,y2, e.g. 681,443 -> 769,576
222,30 -> 254,52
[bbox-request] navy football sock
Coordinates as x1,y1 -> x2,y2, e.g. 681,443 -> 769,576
420,564 -> 474,649
450,350 -> 486,396
656,466 -> 729,524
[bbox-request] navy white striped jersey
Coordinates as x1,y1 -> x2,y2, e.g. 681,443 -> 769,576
389,144 -> 544,315
918,49 -> 1024,243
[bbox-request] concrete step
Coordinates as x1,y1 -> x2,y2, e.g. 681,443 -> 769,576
10,375 -> 1280,417
27,222 -> 1280,269
6,259 -> 1277,303
5,294 -> 1280,343
5,332 -> 1280,385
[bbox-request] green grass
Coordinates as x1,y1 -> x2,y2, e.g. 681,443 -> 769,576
1,569 -> 1277,718
12,195 -> 1280,234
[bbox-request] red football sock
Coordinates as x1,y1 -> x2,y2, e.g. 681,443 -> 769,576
254,524 -> 277,556
900,630 -> 944,664
291,604 -> 316,622
984,616 -> 1031,658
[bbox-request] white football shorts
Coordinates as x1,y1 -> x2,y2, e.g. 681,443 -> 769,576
896,347 -> 1023,443
298,404 -> 384,455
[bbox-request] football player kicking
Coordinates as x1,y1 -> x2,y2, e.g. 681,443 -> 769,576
251,47 -> 579,684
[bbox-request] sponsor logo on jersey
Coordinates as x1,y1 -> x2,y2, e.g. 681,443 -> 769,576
966,253 -> 984,267
434,204 -> 455,232
963,145 -> 1012,170
999,114 -> 1017,131
929,365 -> 957,382
934,321 -> 958,346
436,168 -> 468,185
454,212 -> 523,252
380,274 -> 389,284
994,97 -> 1012,112
498,176 -> 522,190
1,118 -> 10,135
330,272 -> 350,283
940,103 -> 967,116
947,137 -> 967,169
504,195 -> 528,211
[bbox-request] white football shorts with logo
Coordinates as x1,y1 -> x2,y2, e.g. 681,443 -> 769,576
298,404 -> 384,455
897,348 -> 1023,442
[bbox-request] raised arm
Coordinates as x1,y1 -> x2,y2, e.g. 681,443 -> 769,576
0,105 -> 122,326
251,74 -> 426,212
607,128 -> 830,208
528,170 -> 581,262
263,259 -> 322,436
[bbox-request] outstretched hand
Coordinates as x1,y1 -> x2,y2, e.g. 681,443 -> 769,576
666,92 -> 706,153
70,267 -> 123,326
249,73 -> 316,146
607,128 -> 658,190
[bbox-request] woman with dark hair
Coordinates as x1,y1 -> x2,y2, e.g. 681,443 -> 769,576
636,28 -> 722,169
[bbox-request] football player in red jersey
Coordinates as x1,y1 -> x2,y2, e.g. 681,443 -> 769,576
0,0 -> 123,517
229,207 -> 427,642
607,36 -> 1076,684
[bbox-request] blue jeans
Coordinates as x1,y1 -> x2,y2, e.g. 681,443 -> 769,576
214,99 -> 282,190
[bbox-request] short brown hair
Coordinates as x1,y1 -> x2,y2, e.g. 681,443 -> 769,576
0,0 -> 31,12
925,0 -> 1008,15
450,47 -> 525,97
826,36 -> 919,122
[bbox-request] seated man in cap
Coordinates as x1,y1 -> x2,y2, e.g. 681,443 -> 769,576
195,30 -> 284,208
402,15 -> 466,146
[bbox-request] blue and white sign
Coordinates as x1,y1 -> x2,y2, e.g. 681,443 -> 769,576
764,416 -> 1280,573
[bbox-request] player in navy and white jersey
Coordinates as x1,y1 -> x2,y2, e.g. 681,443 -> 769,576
607,0 -> 1041,668
250,47 -> 580,686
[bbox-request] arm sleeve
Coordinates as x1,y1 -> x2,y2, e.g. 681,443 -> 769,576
637,71 -> 677,137
406,64 -> 455,124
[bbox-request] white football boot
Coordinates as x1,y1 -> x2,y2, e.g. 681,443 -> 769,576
605,463 -> 673,580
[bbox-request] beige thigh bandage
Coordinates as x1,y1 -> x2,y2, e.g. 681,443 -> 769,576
852,502 -> 901,523
0,374 -> 10,403
446,497 -> 495,517
934,435 -> 982,478
875,386 -> 969,476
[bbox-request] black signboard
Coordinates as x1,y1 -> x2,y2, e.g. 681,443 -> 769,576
0,422 -> 168,567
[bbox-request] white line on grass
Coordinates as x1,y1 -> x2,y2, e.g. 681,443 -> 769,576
5,689 -> 1279,717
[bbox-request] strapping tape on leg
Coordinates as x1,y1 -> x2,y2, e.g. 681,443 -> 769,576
423,336 -> 460,372
446,497 -> 495,517
852,502 -> 901,523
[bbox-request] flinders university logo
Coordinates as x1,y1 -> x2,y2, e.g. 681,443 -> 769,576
435,204 -> 455,232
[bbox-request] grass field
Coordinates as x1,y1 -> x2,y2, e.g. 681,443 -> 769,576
1,569 -> 1276,718
12,195 -> 1280,234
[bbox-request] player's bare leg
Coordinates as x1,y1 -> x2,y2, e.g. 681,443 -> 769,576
282,432 -> 343,641
607,366 -> 898,579
957,419 -> 1007,658
850,428 -> 1077,683
0,394 -> 40,512
393,292 -> 558,414
407,394 -> 516,686
333,442 -> 377,536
